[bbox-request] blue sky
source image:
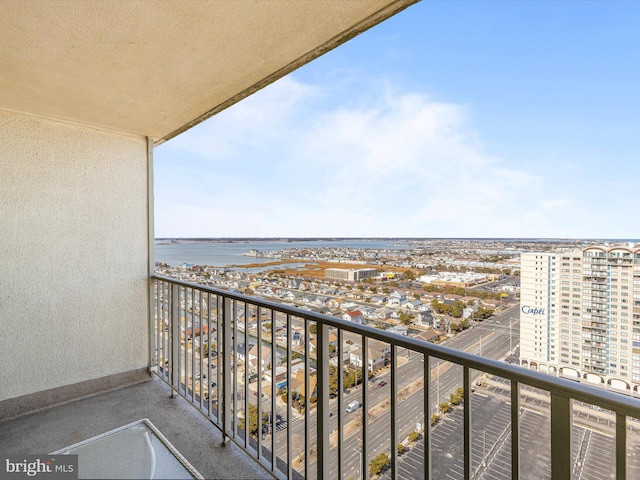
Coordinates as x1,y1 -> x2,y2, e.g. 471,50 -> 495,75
154,1 -> 639,239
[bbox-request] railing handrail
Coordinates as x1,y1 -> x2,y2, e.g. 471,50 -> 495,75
152,274 -> 640,418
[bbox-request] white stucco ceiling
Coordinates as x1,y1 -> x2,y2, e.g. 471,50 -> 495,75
0,0 -> 416,143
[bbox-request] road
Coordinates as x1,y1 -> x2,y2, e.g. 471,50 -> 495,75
276,305 -> 522,479
160,301 -> 522,479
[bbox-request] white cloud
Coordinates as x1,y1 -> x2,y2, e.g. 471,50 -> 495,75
154,75 -> 598,238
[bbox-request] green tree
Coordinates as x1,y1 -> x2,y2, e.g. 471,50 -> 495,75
403,270 -> 416,281
451,301 -> 465,318
431,413 -> 441,426
397,443 -> 406,455
369,453 -> 391,476
238,404 -> 269,437
398,311 -> 415,326
408,430 -> 420,442
309,324 -> 317,334
439,402 -> 452,414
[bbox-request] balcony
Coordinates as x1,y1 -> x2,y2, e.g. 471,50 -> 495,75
146,276 -> 639,479
2,2 -> 640,479
0,377 -> 269,479
2,275 -> 640,479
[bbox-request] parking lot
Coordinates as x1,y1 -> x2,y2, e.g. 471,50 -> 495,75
388,378 -> 640,479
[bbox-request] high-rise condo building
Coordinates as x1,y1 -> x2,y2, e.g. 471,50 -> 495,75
520,246 -> 640,395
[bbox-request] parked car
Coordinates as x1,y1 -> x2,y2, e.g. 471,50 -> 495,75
377,381 -> 387,387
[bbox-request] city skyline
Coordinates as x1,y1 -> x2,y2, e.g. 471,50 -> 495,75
155,1 -> 640,239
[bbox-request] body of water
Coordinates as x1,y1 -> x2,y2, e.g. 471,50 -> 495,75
154,239 -> 406,267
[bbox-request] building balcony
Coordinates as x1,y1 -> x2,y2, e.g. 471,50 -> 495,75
144,276 -> 640,479
0,377 -> 268,480
1,3 -> 639,479
2,276 -> 640,479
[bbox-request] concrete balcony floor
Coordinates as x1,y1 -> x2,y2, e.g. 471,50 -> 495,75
0,376 -> 271,479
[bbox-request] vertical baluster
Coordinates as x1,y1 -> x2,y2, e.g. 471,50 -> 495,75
463,366 -> 471,480
154,279 -> 160,371
271,310 -> 277,472
171,283 -> 180,396
304,319 -> 310,479
244,302 -> 249,450
362,335 -> 369,479
424,354 -> 431,479
257,306 -> 263,459
286,313 -> 292,479
216,295 -> 221,425
198,289 -> 202,410
511,380 -> 520,480
616,413 -> 626,480
316,322 -> 329,480
223,296 -> 232,442
550,393 -> 572,480
163,281 -> 168,381
191,287 -> 196,403
207,293 -> 212,418
391,344 -> 398,478
338,328 -> 344,480
232,299 -> 238,439
184,287 -> 188,397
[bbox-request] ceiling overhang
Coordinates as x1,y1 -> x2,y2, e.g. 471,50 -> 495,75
0,0 -> 417,144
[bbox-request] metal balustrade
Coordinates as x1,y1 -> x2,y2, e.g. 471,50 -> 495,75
150,276 -> 640,480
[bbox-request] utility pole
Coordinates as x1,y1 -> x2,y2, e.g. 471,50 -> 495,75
509,317 -> 513,352
352,433 -> 363,480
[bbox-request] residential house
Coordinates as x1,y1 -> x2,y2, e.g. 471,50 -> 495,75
248,344 -> 282,372
343,310 -> 365,324
388,290 -> 406,306
350,347 -> 386,372
414,328 -> 440,343
386,325 -> 408,336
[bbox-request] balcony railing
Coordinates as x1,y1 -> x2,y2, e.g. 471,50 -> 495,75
150,276 -> 639,480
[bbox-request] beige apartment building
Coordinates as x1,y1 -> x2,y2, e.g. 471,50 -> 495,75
520,246 -> 640,395
325,267 -> 378,281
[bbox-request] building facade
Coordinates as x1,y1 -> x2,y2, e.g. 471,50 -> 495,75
520,247 -> 640,395
325,268 -> 378,282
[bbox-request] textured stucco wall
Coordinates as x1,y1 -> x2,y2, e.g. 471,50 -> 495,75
0,110 -> 149,401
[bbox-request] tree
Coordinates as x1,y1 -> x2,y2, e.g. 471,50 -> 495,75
369,453 -> 391,476
403,270 -> 416,281
439,402 -> 452,414
238,404 -> 269,437
398,311 -> 415,326
472,307 -> 494,320
397,443 -> 406,455
328,364 -> 339,397
451,301 -> 465,318
309,324 -> 317,334
431,413 -> 441,426
408,430 -> 420,442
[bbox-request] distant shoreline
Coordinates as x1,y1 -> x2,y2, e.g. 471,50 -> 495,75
155,237 -> 639,244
